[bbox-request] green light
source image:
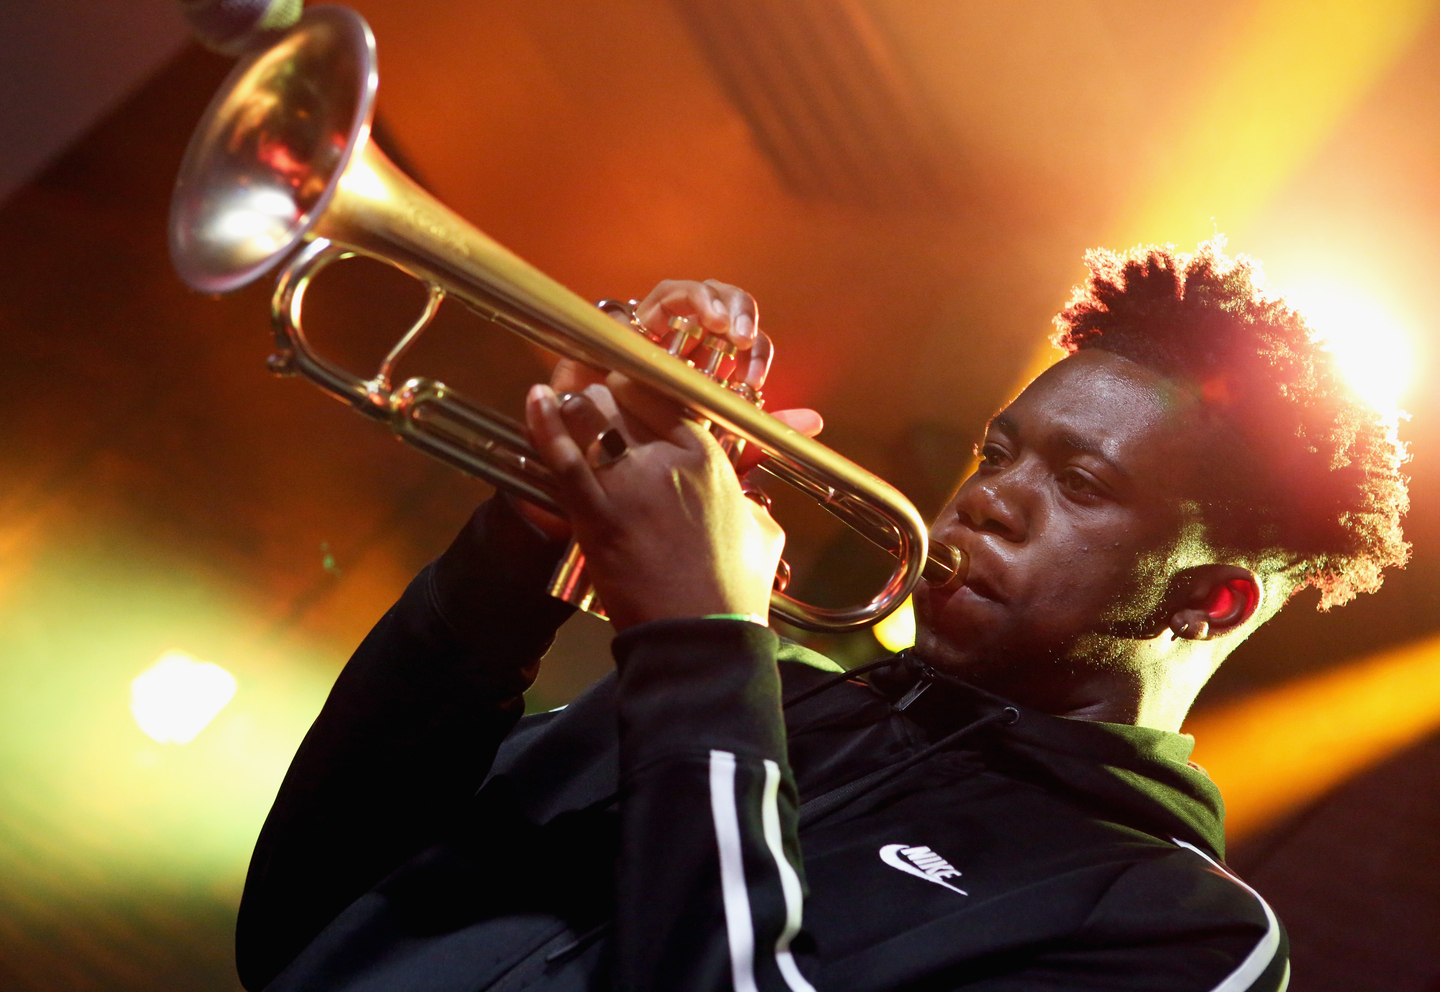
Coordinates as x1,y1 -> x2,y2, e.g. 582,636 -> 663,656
0,532 -> 337,890
130,650 -> 238,745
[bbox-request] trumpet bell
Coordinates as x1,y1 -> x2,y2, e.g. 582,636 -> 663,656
170,4 -> 376,293
168,4 -> 963,631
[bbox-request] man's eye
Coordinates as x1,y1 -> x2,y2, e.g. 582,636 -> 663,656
976,442 -> 1007,466
1060,469 -> 1099,495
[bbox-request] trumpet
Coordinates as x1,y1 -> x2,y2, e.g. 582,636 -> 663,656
168,4 -> 964,631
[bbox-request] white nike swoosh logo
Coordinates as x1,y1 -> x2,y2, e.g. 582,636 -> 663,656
879,844 -> 967,895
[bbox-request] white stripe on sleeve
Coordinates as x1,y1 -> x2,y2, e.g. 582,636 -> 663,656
710,750 -> 759,992
760,759 -> 818,992
1172,839 -> 1286,992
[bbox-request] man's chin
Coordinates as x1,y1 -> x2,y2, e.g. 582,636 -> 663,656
911,582 -> 1067,690
914,581 -> 1004,642
910,629 -> 1012,690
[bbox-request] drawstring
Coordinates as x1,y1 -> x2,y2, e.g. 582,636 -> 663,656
525,651 -> 1017,833
782,650 -> 1023,827
799,705 -> 1020,828
782,655 -> 907,710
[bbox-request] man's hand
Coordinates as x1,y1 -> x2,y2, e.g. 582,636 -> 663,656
524,375 -> 785,630
517,279 -> 822,539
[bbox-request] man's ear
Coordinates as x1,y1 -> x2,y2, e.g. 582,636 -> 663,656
1168,566 -> 1260,641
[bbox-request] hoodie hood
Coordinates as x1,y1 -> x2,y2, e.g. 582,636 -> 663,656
870,656 -> 1229,860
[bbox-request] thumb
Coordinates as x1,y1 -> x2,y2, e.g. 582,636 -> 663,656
736,408 -> 823,474
771,408 -> 823,437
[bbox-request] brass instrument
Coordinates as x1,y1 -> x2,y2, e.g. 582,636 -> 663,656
168,4 -> 963,631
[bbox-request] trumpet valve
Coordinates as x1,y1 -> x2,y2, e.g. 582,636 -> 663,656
727,379 -> 762,406
665,314 -> 702,356
695,333 -> 737,377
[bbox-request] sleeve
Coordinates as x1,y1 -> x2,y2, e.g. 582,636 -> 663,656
954,847 -> 1289,992
235,495 -> 576,991
610,618 -> 818,992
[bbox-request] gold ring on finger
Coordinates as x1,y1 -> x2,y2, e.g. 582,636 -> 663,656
587,427 -> 630,469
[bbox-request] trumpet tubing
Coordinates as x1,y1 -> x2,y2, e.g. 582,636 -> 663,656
169,4 -> 963,632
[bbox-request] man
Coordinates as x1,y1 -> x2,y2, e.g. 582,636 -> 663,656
235,240 -> 1408,991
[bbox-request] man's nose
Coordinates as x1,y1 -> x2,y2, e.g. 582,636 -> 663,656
952,467 -> 1027,542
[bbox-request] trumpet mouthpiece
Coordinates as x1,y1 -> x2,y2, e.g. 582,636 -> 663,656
922,542 -> 967,588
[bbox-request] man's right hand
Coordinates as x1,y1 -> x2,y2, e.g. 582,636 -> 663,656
525,375 -> 786,630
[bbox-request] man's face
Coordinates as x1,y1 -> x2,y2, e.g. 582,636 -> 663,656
913,350 -> 1208,694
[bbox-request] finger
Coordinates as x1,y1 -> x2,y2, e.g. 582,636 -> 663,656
737,329 -> 774,390
606,372 -> 707,450
550,356 -> 609,395
637,280 -> 729,330
578,381 -> 666,447
564,385 -> 662,467
636,279 -> 731,340
576,382 -> 625,428
558,389 -> 616,449
511,495 -> 572,541
601,303 -> 637,328
525,384 -> 609,515
703,279 -> 759,350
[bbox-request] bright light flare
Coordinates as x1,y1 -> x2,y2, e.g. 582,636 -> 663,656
129,650 -> 237,745
204,185 -> 299,263
873,595 -> 917,652
338,160 -> 388,200
1284,281 -> 1414,415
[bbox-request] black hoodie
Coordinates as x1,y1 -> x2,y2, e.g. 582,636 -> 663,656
237,496 -> 1289,992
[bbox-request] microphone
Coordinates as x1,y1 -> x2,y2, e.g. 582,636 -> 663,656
178,0 -> 304,55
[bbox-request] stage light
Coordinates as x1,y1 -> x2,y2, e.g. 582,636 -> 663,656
873,595 -> 916,652
1283,281 -> 1414,415
129,650 -> 238,745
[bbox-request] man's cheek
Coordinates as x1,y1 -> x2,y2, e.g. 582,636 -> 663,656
1020,581 -> 1110,641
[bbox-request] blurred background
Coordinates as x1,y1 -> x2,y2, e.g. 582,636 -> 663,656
2,0 -> 1438,988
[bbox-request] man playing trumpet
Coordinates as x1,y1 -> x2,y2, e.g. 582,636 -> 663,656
236,240 -> 1406,992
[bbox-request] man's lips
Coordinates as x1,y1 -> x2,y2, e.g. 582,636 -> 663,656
923,541 -> 1004,603
960,572 -> 1003,602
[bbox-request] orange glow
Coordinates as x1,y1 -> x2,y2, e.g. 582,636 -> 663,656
997,0 -> 1438,418
1115,0 -> 1437,247
1185,633 -> 1440,842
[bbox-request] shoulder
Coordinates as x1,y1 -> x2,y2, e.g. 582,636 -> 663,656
1080,840 -> 1288,992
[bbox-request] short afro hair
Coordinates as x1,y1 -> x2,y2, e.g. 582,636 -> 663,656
1053,238 -> 1409,610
